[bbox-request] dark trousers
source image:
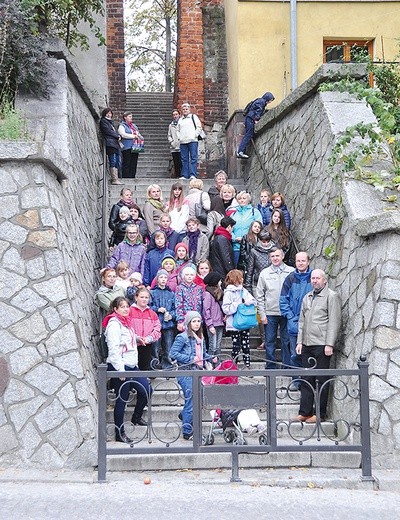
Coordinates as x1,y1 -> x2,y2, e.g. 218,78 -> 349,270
108,364 -> 152,429
299,345 -> 331,419
231,329 -> 251,367
171,151 -> 182,178
122,149 -> 139,178
137,344 -> 152,370
238,116 -> 255,154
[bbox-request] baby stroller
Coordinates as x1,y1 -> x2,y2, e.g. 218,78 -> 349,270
202,360 -> 266,446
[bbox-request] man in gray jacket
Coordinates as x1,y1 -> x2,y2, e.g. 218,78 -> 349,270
295,269 -> 341,423
256,248 -> 294,368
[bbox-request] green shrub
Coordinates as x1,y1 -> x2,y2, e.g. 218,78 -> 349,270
0,102 -> 27,140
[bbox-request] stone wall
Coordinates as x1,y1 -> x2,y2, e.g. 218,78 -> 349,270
245,64 -> 400,468
0,55 -> 104,468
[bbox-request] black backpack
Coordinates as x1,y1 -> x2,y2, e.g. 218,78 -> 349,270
99,331 -> 109,361
243,99 -> 255,116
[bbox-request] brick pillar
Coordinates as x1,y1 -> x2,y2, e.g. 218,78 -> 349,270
105,0 -> 126,118
174,0 -> 205,119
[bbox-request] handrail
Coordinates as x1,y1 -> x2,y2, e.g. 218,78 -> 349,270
97,358 -> 374,483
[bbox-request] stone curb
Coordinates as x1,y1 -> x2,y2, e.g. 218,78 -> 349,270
1,468 -> 399,492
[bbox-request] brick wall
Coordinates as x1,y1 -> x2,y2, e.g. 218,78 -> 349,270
106,0 -> 126,117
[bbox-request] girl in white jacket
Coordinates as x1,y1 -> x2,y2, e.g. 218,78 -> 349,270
103,297 -> 151,443
222,269 -> 256,368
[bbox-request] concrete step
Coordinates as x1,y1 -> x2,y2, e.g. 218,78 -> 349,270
106,446 -> 361,472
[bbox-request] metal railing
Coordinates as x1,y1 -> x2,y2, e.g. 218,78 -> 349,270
97,357 -> 374,483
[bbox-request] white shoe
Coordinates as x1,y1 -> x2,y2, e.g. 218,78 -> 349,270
236,151 -> 249,159
179,176 -> 186,180
189,175 -> 196,179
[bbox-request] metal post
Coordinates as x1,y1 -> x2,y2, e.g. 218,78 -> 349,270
97,364 -> 108,482
290,0 -> 298,90
230,451 -> 241,482
192,371 -> 200,448
358,356 -> 375,482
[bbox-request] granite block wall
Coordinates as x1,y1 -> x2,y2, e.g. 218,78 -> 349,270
245,65 -> 400,468
0,56 -> 104,468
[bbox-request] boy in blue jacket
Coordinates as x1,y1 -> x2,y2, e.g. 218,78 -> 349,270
150,269 -> 176,368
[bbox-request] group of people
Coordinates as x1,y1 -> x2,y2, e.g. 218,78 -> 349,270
96,160 -> 341,443
100,102 -> 204,185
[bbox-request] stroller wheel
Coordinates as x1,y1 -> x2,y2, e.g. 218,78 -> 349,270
204,434 -> 215,446
259,434 -> 268,445
223,431 -> 235,443
233,437 -> 247,446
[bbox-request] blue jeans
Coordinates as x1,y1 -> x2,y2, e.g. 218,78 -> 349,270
206,325 -> 223,360
152,328 -> 175,368
108,364 -> 152,430
180,141 -> 198,178
264,315 -> 290,369
238,116 -> 255,154
108,152 -> 121,169
289,335 -> 302,368
177,375 -> 193,435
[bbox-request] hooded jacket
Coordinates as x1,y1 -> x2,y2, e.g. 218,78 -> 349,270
279,268 -> 313,336
209,226 -> 234,277
222,284 -> 256,331
247,92 -> 274,121
107,240 -> 146,275
231,204 -> 263,253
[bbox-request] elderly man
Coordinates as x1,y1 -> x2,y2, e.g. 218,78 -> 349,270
177,103 -> 203,180
295,269 -> 341,423
279,252 -> 312,388
256,248 -> 295,368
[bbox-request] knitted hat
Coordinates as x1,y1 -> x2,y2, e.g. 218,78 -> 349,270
161,254 -> 176,268
181,265 -> 196,277
130,272 -> 143,283
175,242 -> 188,254
119,206 -> 130,216
203,272 -> 222,287
156,269 -> 169,280
184,311 -> 202,329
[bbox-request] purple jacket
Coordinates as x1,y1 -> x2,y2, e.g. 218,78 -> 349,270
107,241 -> 146,276
202,291 -> 224,328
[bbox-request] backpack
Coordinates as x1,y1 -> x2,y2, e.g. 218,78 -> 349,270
243,99 -> 255,117
99,331 -> 108,361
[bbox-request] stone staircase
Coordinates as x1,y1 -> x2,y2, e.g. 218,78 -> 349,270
125,92 -> 174,178
105,338 -> 362,472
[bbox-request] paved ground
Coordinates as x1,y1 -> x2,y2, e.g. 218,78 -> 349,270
0,468 -> 399,520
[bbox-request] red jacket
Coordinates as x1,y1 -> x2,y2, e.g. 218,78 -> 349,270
129,305 -> 161,343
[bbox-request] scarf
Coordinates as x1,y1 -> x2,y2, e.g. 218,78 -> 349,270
214,226 -> 232,240
192,332 -> 203,367
187,229 -> 200,259
146,198 -> 165,211
119,199 -> 135,209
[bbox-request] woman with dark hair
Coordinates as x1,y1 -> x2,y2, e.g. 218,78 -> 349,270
166,182 -> 189,242
118,111 -> 144,179
99,108 -> 122,185
265,208 -> 290,253
103,296 -> 152,442
237,219 -> 263,274
264,192 -> 292,229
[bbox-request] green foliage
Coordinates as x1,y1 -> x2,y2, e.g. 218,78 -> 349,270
319,52 -> 400,265
126,0 -> 177,92
22,0 -> 105,50
0,102 -> 27,140
0,0 -> 50,106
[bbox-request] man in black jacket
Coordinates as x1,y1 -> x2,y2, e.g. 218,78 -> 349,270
209,216 -> 236,278
237,92 -> 274,159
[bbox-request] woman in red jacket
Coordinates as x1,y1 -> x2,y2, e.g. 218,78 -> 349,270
130,287 -> 162,370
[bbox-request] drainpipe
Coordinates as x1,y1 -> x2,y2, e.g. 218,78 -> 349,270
290,0 -> 298,91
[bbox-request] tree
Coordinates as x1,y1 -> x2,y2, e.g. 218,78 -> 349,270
125,0 -> 177,92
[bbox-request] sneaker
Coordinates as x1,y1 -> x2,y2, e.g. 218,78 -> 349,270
183,433 -> 193,440
189,175 -> 196,179
236,151 -> 249,159
179,176 -> 186,180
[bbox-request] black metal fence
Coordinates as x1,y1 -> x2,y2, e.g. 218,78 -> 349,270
97,357 -> 374,483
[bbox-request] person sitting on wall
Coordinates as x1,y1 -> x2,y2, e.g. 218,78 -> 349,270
237,92 -> 275,159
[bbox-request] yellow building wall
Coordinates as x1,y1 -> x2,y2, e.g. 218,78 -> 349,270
225,1 -> 400,114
